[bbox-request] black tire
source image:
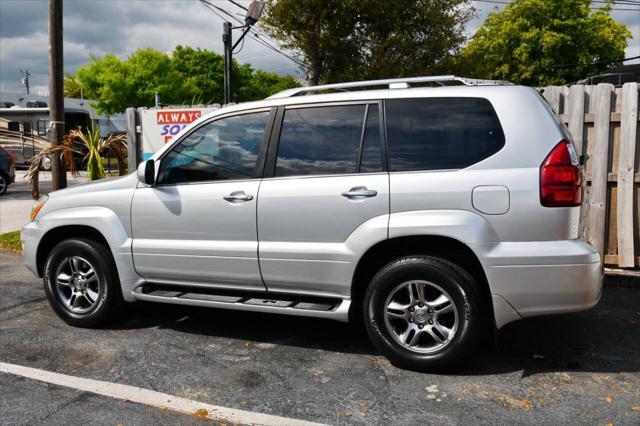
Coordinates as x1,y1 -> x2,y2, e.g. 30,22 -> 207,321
363,256 -> 482,371
43,238 -> 124,327
0,173 -> 8,195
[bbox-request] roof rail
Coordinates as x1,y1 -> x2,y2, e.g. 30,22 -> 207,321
268,75 -> 513,99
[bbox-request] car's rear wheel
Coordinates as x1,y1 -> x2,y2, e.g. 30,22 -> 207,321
43,238 -> 123,327
363,256 -> 482,371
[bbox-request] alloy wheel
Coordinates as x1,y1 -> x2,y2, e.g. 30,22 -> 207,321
54,256 -> 102,314
383,280 -> 459,353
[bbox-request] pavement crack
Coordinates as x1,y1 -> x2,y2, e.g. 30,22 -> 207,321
0,304 -> 48,323
27,390 -> 92,425
0,297 -> 47,314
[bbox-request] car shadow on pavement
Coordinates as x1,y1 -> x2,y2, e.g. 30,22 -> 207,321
110,284 -> 639,377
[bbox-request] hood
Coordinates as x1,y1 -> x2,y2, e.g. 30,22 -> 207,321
47,172 -> 139,200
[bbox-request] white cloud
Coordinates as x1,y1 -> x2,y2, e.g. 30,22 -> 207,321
1,0 -> 638,95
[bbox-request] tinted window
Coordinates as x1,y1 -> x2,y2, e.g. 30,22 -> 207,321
275,105 -> 365,177
359,104 -> 383,173
386,98 -> 505,171
158,111 -> 269,184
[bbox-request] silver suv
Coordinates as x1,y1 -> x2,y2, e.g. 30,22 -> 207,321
22,76 -> 602,370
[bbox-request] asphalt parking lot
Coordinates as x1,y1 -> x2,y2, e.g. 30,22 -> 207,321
0,171 -> 88,233
1,250 -> 639,425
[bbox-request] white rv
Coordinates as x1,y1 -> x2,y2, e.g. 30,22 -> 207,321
0,107 -> 92,170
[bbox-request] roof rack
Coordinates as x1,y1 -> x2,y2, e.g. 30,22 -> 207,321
268,75 -> 513,99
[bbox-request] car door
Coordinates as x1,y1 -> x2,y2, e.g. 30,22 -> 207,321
257,102 -> 389,298
131,108 -> 273,290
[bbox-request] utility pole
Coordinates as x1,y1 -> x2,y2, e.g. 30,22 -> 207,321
223,21 -> 233,104
222,1 -> 264,105
48,0 -> 66,189
20,70 -> 31,94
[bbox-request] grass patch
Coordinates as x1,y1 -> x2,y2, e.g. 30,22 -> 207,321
0,230 -> 22,252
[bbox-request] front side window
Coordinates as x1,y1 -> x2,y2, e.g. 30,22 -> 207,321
275,104 -> 382,177
386,98 -> 505,172
157,111 -> 270,185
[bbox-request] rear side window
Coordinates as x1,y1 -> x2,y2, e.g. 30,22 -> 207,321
386,98 -> 505,171
275,104 -> 383,177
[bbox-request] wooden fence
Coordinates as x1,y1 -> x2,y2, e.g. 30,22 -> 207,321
542,83 -> 639,269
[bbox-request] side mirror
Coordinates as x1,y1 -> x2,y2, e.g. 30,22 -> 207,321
137,159 -> 156,186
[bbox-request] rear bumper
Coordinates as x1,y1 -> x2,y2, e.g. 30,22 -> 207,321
473,239 -> 603,328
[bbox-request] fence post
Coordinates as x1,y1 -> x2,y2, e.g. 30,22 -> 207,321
617,82 -> 638,267
586,83 -> 614,258
543,86 -> 561,114
567,85 -> 585,154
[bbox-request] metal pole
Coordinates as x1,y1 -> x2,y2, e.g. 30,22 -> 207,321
48,0 -> 66,190
126,107 -> 142,173
21,70 -> 31,95
223,21 -> 232,104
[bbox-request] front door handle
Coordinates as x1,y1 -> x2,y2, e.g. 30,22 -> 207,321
223,191 -> 254,203
341,186 -> 378,199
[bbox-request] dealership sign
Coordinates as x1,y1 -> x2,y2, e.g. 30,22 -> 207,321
140,106 -> 219,159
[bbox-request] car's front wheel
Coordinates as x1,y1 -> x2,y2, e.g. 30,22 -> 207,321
40,155 -> 52,171
0,173 -> 8,195
43,238 -> 123,327
363,256 -> 482,371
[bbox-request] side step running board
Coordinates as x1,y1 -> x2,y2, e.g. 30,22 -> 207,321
132,284 -> 351,322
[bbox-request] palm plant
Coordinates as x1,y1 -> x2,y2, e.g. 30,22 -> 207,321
26,143 -> 82,199
69,123 -> 104,181
27,123 -> 128,199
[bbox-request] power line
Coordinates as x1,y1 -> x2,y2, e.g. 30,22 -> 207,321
200,0 -> 231,22
226,0 -> 248,11
206,1 -> 280,44
234,33 -> 246,54
200,0 -> 308,70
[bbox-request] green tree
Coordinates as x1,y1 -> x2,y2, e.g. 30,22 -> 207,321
63,73 -> 83,98
459,0 -> 631,86
74,46 -> 300,115
77,49 -> 197,114
244,69 -> 301,99
172,45 -> 225,104
262,0 -> 474,84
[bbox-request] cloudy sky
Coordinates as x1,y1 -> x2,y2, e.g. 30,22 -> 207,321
0,0 -> 638,95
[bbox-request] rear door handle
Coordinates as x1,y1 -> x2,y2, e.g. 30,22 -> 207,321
223,191 -> 254,202
341,186 -> 378,199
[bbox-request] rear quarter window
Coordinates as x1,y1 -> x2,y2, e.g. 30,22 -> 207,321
386,97 -> 505,171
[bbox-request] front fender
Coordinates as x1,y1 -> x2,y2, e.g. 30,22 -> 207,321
22,206 -> 142,302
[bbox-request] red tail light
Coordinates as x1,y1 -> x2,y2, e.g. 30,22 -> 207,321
540,140 -> 582,207
1,147 -> 15,164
